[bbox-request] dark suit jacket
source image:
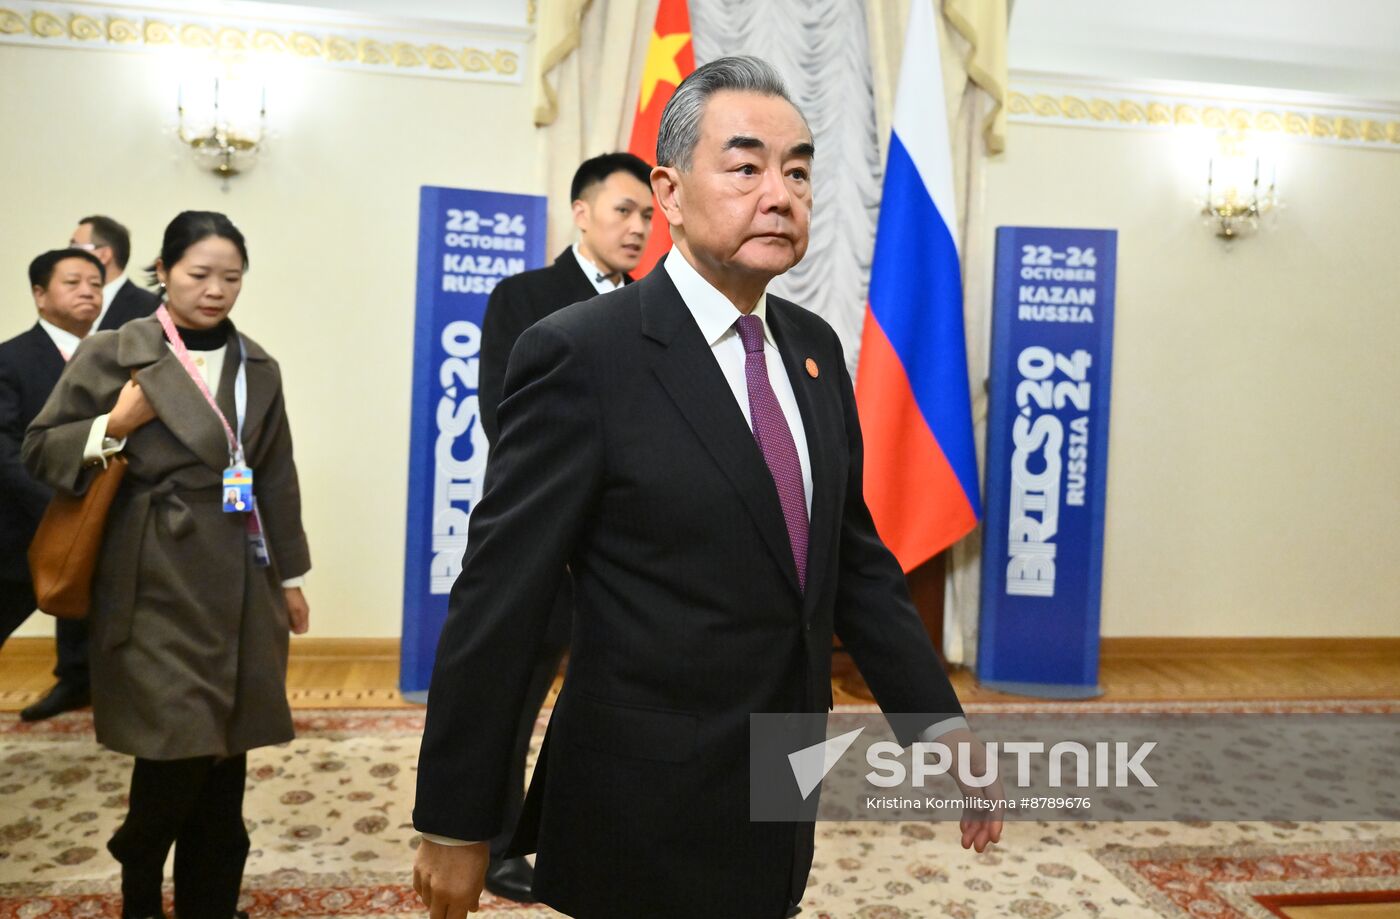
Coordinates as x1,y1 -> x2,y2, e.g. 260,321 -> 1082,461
479,247 -> 632,647
98,279 -> 160,332
415,263 -> 963,918
480,247 -> 630,444
0,325 -> 64,582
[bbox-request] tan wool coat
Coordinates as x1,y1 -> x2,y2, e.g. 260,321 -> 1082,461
23,316 -> 310,760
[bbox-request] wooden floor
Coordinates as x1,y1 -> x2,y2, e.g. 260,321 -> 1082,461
2,636 -> 1398,710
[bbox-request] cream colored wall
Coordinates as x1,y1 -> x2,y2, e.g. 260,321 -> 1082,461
0,42 -> 542,638
5,41 -> 1396,642
983,121 -> 1400,636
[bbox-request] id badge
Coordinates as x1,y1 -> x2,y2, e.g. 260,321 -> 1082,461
223,464 -> 254,513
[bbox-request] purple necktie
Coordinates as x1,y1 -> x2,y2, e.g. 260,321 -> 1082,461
735,314 -> 808,592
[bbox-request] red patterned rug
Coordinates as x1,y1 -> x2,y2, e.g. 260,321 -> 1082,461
2,702 -> 1397,918
1096,837 -> 1400,918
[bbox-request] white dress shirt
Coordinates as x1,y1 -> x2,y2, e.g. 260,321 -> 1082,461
662,249 -> 964,741
663,247 -> 813,515
96,273 -> 127,331
571,244 -> 623,296
38,317 -> 82,360
36,318 -> 116,465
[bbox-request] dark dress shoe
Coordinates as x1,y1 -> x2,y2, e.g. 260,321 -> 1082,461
786,906 -> 803,917
484,856 -> 536,903
20,681 -> 90,722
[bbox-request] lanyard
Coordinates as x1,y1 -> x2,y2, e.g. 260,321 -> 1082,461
153,306 -> 270,564
155,305 -> 247,466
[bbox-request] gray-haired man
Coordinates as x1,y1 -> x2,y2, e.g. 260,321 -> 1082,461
411,56 -> 1000,919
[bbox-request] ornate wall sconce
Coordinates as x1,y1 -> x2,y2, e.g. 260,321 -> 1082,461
177,77 -> 266,187
1201,132 -> 1278,240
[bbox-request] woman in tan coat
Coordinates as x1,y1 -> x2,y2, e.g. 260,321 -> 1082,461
24,211 -> 310,919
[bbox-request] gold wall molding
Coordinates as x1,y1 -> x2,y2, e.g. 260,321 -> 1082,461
0,0 -> 527,83
1008,72 -> 1400,151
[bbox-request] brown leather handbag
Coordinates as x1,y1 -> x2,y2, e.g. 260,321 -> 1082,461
29,368 -> 138,620
28,453 -> 128,620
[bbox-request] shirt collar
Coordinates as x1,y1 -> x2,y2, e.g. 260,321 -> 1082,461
571,243 -> 620,295
101,273 -> 126,310
37,317 -> 83,359
662,246 -> 773,349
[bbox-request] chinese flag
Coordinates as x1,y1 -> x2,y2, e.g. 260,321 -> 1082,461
627,0 -> 694,276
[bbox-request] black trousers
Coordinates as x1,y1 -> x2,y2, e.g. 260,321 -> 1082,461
54,616 -> 89,686
490,638 -> 568,857
0,579 -> 35,649
0,578 -> 89,687
108,754 -> 250,919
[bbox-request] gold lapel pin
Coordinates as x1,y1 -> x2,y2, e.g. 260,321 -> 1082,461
805,358 -> 819,379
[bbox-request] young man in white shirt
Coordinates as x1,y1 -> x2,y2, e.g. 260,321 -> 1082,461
464,152 -> 656,903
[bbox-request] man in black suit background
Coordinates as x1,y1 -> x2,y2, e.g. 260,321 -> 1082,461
479,152 -> 654,443
0,249 -> 106,717
461,152 -> 654,903
413,57 -> 1001,919
9,217 -> 162,722
69,215 -> 160,332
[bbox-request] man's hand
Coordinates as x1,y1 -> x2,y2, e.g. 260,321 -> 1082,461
413,838 -> 489,918
941,728 -> 1005,853
106,380 -> 156,439
284,587 -> 309,634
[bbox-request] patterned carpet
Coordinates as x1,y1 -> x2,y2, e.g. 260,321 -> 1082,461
2,703 -> 1397,918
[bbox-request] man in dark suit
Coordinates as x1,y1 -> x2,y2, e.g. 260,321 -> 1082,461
9,217 -> 163,722
0,249 -> 106,716
69,215 -> 161,332
466,152 -> 654,904
413,57 -> 1001,919
479,152 -> 654,444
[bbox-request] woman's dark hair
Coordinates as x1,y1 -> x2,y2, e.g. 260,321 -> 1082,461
145,211 -> 249,287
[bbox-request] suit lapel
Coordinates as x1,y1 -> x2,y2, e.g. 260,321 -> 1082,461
23,324 -> 65,386
134,349 -> 231,472
99,281 -> 129,332
552,248 -> 600,307
766,301 -> 842,610
117,317 -> 262,473
640,270 -> 804,597
215,330 -> 277,458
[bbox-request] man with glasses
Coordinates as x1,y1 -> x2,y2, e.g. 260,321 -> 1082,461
69,215 -> 160,333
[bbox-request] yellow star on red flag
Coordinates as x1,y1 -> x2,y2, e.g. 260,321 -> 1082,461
627,0 -> 694,277
639,30 -> 691,113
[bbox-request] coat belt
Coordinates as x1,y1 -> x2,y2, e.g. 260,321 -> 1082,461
101,480 -> 220,651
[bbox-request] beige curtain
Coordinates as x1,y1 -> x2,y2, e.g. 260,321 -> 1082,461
532,0 -> 657,254
865,0 -> 1007,667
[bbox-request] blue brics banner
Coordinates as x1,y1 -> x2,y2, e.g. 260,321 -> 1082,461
977,227 -> 1118,698
401,186 -> 547,699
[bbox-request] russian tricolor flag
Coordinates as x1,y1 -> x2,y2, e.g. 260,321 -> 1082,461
856,0 -> 981,572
